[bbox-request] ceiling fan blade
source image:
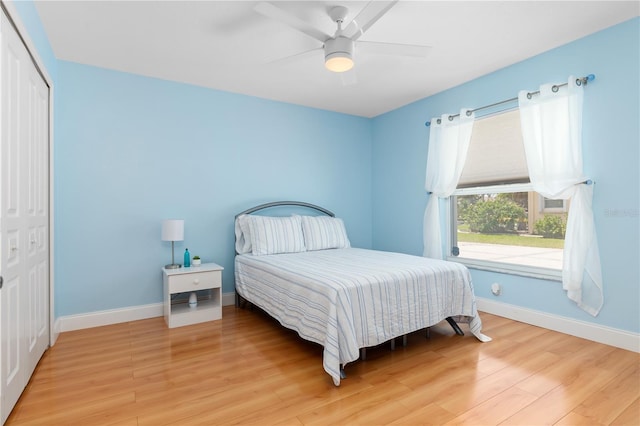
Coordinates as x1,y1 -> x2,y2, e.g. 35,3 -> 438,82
254,2 -> 329,43
265,47 -> 323,66
342,0 -> 399,41
357,41 -> 431,58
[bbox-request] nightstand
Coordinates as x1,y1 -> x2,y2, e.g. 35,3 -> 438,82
162,263 -> 223,328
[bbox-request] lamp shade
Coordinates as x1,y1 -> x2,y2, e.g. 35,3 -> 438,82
161,219 -> 184,241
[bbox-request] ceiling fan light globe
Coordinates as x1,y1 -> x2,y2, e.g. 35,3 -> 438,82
324,36 -> 354,73
325,54 -> 354,72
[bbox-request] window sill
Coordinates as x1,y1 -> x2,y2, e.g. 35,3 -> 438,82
447,256 -> 563,282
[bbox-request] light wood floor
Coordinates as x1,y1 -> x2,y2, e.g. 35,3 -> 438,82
7,306 -> 639,425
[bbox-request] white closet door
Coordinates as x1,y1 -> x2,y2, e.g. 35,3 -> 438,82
0,9 -> 50,424
1,11 -> 28,421
24,45 -> 49,379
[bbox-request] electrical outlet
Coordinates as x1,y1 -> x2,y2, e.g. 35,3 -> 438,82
491,283 -> 502,296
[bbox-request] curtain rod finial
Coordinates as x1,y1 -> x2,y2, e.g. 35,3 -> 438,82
578,74 -> 596,86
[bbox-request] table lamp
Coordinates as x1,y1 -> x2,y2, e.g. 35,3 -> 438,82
162,219 -> 184,269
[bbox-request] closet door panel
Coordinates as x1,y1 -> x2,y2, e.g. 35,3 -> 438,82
1,275 -> 21,382
3,32 -> 21,219
23,35 -> 49,380
26,263 -> 46,371
1,12 -> 27,422
1,9 -> 50,423
0,275 -> 22,423
36,86 -> 48,219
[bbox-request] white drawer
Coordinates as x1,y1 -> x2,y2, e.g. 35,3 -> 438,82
168,270 -> 221,293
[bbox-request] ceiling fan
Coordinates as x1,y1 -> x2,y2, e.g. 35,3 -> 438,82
254,1 -> 430,73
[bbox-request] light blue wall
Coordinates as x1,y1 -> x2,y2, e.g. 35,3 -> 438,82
54,61 -> 372,316
372,18 -> 640,333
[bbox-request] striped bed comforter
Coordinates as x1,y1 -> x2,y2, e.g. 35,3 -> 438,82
234,248 -> 489,386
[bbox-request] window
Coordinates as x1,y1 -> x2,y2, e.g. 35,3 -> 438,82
542,196 -> 566,212
448,110 -> 567,279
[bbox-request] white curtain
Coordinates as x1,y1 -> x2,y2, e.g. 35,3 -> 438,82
518,76 -> 603,316
423,109 -> 475,259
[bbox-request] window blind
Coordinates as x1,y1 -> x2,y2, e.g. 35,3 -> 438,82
458,109 -> 529,188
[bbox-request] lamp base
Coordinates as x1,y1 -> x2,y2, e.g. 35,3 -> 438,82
165,263 -> 182,269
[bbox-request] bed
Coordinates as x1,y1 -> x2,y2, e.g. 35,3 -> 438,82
234,201 -> 490,386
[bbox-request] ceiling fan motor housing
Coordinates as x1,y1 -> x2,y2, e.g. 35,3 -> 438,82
324,36 -> 354,72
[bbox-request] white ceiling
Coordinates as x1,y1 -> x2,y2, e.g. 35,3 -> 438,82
34,1 -> 639,118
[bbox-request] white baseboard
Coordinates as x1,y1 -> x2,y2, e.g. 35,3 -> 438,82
222,292 -> 236,307
58,303 -> 164,332
476,297 -> 640,353
51,318 -> 61,345
56,292 -> 238,333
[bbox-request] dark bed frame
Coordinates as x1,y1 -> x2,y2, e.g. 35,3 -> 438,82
235,200 -> 336,219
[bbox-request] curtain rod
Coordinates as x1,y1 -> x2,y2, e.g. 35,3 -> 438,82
424,74 -> 595,127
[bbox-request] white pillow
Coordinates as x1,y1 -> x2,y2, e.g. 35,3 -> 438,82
300,215 -> 350,251
234,214 -> 252,254
248,215 -> 306,256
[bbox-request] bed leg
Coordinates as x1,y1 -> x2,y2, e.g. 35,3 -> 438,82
236,293 -> 245,308
235,294 -> 252,310
446,317 -> 465,336
426,327 -> 430,339
402,334 -> 407,347
340,366 -> 346,380
390,339 -> 395,351
360,347 -> 367,361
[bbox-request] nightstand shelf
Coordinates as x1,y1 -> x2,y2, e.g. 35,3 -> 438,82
163,263 -> 223,328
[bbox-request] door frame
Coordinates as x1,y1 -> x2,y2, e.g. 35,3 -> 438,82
1,0 -> 56,346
